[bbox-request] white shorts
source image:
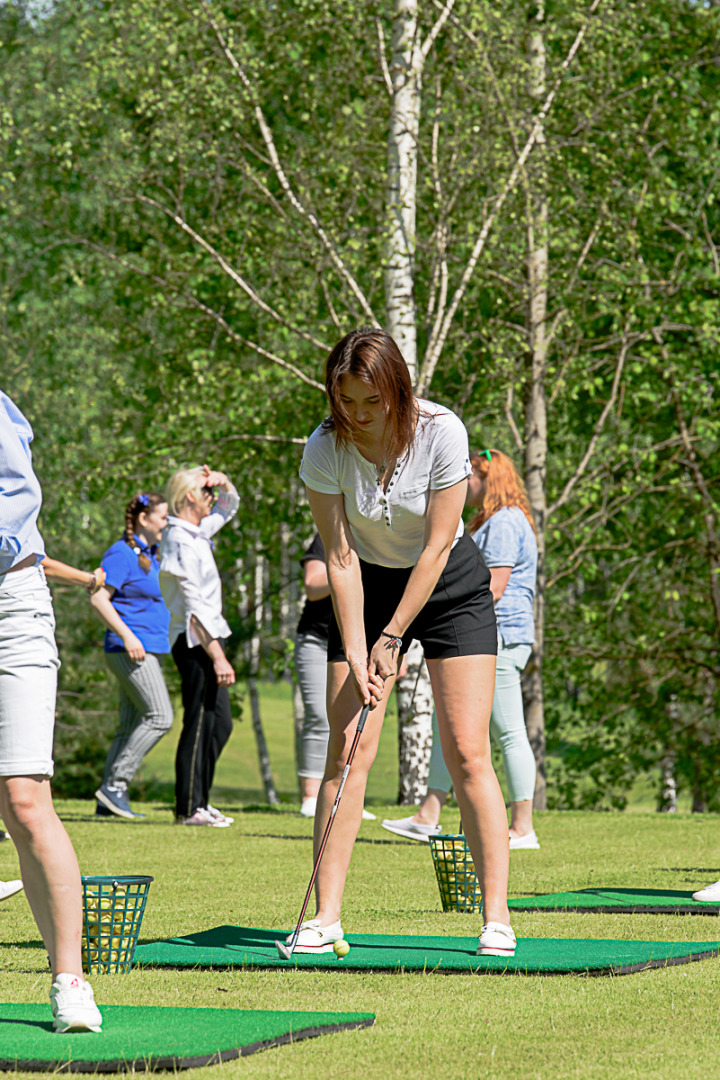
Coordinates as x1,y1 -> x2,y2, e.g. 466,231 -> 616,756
0,565 -> 58,778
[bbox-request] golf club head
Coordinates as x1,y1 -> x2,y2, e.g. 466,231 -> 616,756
275,939 -> 293,960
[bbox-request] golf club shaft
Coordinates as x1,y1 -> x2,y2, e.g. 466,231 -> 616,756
286,702 -> 370,953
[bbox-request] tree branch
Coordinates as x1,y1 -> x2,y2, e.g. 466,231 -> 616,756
375,16 -> 394,95
547,327 -> 631,518
421,0 -> 457,61
417,0 -> 602,395
202,0 -> 379,327
62,232 -> 325,392
504,385 -> 524,452
135,192 -> 328,353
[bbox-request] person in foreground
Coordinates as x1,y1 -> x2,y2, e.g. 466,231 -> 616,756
294,328 -> 514,958
382,448 -> 540,850
0,389 -> 102,1033
90,492 -> 173,820
159,465 -> 238,827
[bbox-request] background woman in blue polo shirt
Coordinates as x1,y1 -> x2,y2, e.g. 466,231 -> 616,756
90,492 -> 173,820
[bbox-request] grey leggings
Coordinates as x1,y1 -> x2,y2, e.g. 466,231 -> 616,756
295,632 -> 330,779
102,651 -> 174,791
428,637 -> 536,802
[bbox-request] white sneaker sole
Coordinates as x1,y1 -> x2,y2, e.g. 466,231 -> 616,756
380,822 -> 435,843
289,942 -> 339,954
53,1020 -> 102,1033
477,946 -> 516,957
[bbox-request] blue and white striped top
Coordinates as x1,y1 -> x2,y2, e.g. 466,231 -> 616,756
0,389 -> 46,575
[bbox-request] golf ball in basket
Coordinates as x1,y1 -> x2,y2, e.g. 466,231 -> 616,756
333,939 -> 350,957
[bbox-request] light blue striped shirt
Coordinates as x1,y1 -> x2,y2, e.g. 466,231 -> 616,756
0,389 -> 46,574
472,506 -> 537,644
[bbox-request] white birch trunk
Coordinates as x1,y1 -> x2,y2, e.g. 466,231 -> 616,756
395,639 -> 434,804
249,539 -> 279,805
523,2 -> 549,811
385,0 -> 422,383
384,0 -> 434,798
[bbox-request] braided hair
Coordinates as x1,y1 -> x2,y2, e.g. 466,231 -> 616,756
124,492 -> 166,572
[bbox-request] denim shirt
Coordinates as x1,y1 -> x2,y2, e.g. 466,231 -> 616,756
472,506 -> 537,645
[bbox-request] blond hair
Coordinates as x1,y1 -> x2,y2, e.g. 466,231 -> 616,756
165,466 -> 206,516
467,449 -> 537,536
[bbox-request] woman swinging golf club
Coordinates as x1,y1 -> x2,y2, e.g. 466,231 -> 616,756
290,328 -> 515,958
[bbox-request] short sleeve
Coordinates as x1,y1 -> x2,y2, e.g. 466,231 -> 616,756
102,543 -> 133,592
299,426 -> 342,494
428,411 -> 472,491
300,533 -> 326,566
478,510 -> 521,568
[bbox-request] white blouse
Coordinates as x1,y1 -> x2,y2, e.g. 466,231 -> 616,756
159,489 -> 239,648
300,400 -> 471,568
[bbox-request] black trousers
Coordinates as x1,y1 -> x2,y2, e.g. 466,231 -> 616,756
171,633 -> 233,818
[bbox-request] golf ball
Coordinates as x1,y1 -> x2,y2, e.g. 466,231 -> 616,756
333,939 -> 350,958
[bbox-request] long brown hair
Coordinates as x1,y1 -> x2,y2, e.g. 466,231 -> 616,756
467,450 -> 537,536
124,492 -> 165,572
322,328 -> 417,459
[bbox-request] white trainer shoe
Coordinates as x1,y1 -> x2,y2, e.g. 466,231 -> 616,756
0,879 -> 23,903
477,922 -> 517,957
380,816 -> 440,843
50,973 -> 102,1033
361,808 -> 377,820
692,879 -> 720,902
176,808 -> 231,828
509,830 -> 540,850
205,804 -> 234,825
286,919 -> 344,954
300,797 -> 317,818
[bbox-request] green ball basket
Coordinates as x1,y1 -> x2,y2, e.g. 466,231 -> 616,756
81,875 -> 153,974
428,834 -> 482,914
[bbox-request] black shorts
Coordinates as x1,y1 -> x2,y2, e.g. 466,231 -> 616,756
327,532 -> 497,662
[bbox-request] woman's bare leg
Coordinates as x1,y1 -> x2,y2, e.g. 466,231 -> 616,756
312,663 -> 394,925
0,776 -> 84,978
509,799 -> 534,838
428,654 -> 510,927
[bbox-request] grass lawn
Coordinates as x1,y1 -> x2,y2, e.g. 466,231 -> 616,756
2,683 -> 720,1078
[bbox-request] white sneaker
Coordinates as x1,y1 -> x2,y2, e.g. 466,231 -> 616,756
380,816 -> 440,843
692,879 -> 720,902
50,973 -> 102,1033
206,804 -> 234,825
509,830 -> 540,850
477,922 -> 517,957
286,918 -> 344,954
0,879 -> 23,902
361,808 -> 377,820
300,797 -> 317,818
176,808 -> 231,828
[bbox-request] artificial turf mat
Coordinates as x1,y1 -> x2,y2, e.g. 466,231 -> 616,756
0,1004 -> 375,1073
507,887 -> 720,915
132,925 -> 720,976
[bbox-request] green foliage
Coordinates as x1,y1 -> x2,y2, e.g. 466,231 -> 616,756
1,0 -> 719,805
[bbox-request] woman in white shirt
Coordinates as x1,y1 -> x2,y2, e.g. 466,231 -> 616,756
294,328 -> 514,958
159,465 -> 238,827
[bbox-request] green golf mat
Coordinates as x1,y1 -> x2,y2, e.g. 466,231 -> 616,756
508,888 -> 720,915
132,925 -> 720,976
0,1004 -> 375,1073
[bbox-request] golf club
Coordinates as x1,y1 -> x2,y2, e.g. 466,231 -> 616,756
276,701 -> 371,960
